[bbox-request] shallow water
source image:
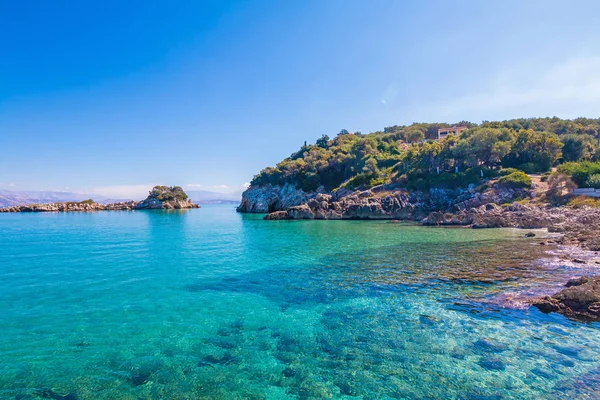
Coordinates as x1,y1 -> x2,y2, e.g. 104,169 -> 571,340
0,205 -> 599,399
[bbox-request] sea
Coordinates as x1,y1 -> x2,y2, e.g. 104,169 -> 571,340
0,205 -> 599,399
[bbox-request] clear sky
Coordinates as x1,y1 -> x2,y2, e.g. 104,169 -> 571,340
2,0 -> 600,198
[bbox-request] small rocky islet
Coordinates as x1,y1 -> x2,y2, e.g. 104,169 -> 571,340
0,185 -> 199,212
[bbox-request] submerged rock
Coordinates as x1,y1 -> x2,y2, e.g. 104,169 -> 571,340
532,276 -> 600,321
34,389 -> 78,400
478,357 -> 507,371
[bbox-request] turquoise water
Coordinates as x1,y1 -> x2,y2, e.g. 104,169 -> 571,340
0,205 -> 599,399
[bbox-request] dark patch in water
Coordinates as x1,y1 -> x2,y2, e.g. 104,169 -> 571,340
128,360 -> 162,386
205,337 -> 238,350
531,367 -> 553,379
198,353 -> 240,367
554,345 -> 582,358
419,314 -> 438,326
34,389 -> 78,400
129,371 -> 150,386
184,239 -> 554,315
473,338 -> 508,353
554,366 -> 600,397
478,357 -> 506,371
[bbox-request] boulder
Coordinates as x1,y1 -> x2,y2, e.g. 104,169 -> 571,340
532,276 -> 600,321
287,205 -> 314,219
264,211 -> 290,220
237,183 -> 313,213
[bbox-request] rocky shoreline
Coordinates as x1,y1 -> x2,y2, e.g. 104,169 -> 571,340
0,198 -> 199,212
239,183 -> 600,321
240,183 -> 599,251
241,183 -> 530,219
0,186 -> 200,212
533,276 -> 600,321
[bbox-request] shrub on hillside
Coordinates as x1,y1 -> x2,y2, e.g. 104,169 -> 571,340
540,171 -> 551,182
567,196 -> 600,208
497,171 -> 532,189
586,174 -> 600,189
557,161 -> 600,187
517,162 -> 543,174
498,168 -> 520,176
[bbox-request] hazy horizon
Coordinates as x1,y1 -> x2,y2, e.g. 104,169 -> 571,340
0,185 -> 244,202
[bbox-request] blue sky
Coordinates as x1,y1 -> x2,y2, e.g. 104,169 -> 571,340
1,0 -> 600,198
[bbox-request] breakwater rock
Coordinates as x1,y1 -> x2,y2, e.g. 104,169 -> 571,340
533,276 -> 600,321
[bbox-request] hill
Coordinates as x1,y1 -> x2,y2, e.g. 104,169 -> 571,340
248,117 -> 599,194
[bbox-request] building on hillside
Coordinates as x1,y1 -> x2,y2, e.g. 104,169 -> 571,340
437,126 -> 468,140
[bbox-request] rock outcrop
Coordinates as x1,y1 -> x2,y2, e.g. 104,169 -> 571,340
532,276 -> 600,321
0,186 -> 199,212
245,184 -> 530,221
237,183 -> 315,213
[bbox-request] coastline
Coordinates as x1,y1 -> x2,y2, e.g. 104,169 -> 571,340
0,186 -> 200,212
238,183 -> 600,321
0,202 -> 200,212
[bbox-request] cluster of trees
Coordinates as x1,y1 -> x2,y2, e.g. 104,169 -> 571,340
251,118 -> 600,192
557,162 -> 600,189
148,186 -> 188,201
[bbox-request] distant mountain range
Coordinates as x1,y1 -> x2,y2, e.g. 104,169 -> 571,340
186,190 -> 241,204
0,189 -> 241,208
0,190 -> 129,207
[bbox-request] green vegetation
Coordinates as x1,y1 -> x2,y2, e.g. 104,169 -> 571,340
497,171 -> 533,189
560,134 -> 597,162
148,186 -> 188,201
567,196 -> 600,208
251,117 -> 599,192
557,161 -> 600,187
498,168 -> 520,176
586,174 -> 600,189
64,199 -> 95,206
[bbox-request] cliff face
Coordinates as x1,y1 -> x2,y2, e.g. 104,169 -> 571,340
236,183 -> 315,213
239,183 -> 530,220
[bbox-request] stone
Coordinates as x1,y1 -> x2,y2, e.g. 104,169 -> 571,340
532,276 -> 600,321
264,211 -> 290,220
237,183 -> 312,213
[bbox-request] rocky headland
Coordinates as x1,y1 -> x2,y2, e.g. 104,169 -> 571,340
0,185 -> 199,212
